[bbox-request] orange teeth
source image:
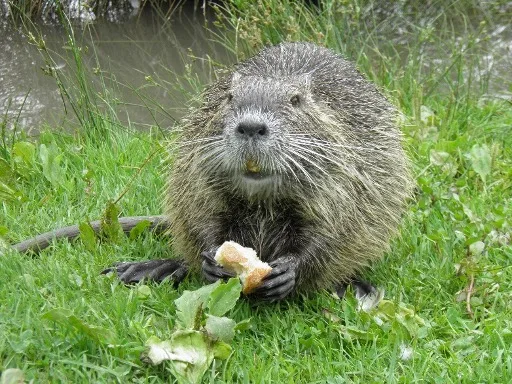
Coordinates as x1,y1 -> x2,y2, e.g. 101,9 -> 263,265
246,159 -> 261,173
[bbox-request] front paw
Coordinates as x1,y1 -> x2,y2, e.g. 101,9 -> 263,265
101,259 -> 187,285
250,255 -> 297,302
201,250 -> 236,283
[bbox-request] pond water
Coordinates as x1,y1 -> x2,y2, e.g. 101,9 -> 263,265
0,4 -> 232,134
0,2 -> 510,135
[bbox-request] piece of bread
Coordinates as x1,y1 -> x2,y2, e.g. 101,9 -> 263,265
215,241 -> 272,294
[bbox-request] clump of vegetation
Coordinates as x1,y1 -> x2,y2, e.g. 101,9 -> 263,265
142,278 -> 248,384
1,0 -> 511,382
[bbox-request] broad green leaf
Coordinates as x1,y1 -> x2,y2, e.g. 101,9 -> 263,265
100,201 -> 122,243
0,225 -> 8,236
371,300 -> 428,339
39,142 -> 66,188
234,318 -> 252,331
429,150 -> 450,166
430,149 -> 457,176
143,336 -> 177,365
377,300 -> 399,318
207,277 -> 242,317
212,341 -> 232,360
174,281 -> 221,329
8,330 -> 34,354
298,335 -> 315,348
0,181 -> 23,203
0,368 -> 25,384
137,284 -> 152,299
169,330 -> 213,384
205,315 -> 236,342
42,308 -> 117,345
129,219 -> 151,240
142,279 -> 250,383
79,221 -> 97,252
0,158 -> 15,180
322,309 -> 341,323
450,335 -> 477,358
462,204 -> 478,223
338,325 -> 375,341
469,144 -> 491,183
12,141 -> 36,169
82,168 -> 95,182
144,331 -> 213,384
144,332 -> 207,366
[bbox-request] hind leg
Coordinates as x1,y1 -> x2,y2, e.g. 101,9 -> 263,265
335,278 -> 382,310
102,259 -> 188,286
335,279 -> 375,298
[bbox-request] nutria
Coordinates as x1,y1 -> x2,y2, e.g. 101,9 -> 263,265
13,42 -> 413,301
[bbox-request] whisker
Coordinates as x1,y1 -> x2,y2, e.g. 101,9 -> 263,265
176,135 -> 224,148
285,145 -> 330,178
280,152 -> 310,184
288,139 -> 379,170
288,135 -> 388,153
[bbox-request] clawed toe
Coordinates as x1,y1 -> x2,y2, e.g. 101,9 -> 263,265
252,279 -> 295,302
250,255 -> 297,302
201,249 -> 235,283
101,259 -> 187,285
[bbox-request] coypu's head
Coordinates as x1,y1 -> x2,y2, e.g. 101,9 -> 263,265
218,72 -> 324,199
182,42 -> 401,202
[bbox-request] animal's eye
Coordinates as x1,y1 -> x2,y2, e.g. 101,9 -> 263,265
290,95 -> 300,106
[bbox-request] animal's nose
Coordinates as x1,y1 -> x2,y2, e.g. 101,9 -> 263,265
236,121 -> 268,138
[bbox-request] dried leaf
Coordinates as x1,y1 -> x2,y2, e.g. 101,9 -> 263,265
0,368 -> 25,384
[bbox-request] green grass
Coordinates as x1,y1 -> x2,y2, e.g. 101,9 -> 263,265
1,0 -> 512,382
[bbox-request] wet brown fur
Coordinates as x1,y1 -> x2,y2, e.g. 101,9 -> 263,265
165,42 -> 413,293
